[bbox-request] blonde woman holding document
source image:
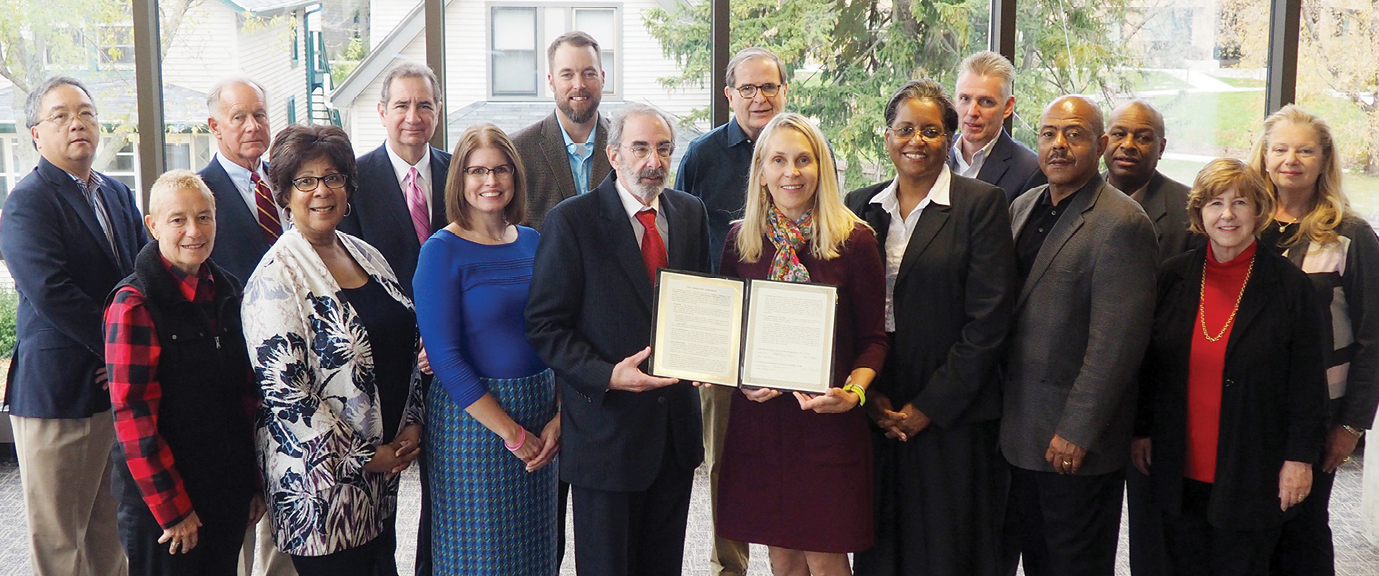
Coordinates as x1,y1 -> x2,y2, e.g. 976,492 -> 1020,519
714,112 -> 888,576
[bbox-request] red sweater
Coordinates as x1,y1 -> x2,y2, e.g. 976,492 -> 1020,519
1185,241 -> 1257,483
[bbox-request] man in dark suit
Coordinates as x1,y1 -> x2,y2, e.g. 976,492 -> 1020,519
1001,95 -> 1157,576
1104,99 -> 1195,576
339,62 -> 449,296
1,76 -> 144,576
949,51 -> 1046,203
513,31 -> 613,231
196,76 -> 299,576
526,103 -> 711,576
337,61 -> 448,576
673,46 -> 787,576
198,78 -> 283,285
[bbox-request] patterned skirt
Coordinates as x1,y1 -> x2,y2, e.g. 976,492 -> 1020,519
426,369 -> 559,575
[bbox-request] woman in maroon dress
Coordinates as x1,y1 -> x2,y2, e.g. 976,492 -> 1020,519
715,112 -> 889,576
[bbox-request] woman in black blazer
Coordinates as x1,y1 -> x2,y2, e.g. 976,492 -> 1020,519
1134,158 -> 1329,575
845,79 -> 1017,576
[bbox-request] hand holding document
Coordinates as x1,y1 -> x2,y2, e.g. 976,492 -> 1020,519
650,270 -> 837,393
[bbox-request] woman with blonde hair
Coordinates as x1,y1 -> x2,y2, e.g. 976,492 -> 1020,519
715,112 -> 889,576
1248,105 -> 1379,574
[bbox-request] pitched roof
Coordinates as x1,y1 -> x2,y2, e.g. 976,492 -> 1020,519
330,2 -> 426,108
217,0 -> 315,14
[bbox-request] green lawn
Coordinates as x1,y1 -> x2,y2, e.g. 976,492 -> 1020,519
1216,77 -> 1266,88
1129,70 -> 1192,91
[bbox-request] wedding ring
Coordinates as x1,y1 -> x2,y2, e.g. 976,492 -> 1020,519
1063,460 -> 1072,466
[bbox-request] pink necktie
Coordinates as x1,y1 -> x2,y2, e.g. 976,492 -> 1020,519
405,168 -> 431,245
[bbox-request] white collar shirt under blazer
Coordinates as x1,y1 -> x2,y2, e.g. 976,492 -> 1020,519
241,227 -> 424,556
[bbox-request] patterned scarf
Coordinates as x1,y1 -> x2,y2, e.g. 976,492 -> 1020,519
766,206 -> 813,283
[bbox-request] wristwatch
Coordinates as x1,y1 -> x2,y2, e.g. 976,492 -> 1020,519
1342,424 -> 1366,439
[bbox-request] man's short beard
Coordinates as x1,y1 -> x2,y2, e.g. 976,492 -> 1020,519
558,95 -> 601,124
622,165 -> 667,203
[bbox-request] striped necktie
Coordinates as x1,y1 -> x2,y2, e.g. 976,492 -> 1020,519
250,172 -> 282,243
405,168 -> 431,246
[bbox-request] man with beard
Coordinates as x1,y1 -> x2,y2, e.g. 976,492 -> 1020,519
1002,96 -> 1157,576
526,103 -> 711,576
338,61 -> 450,576
1107,100 -> 1194,576
949,51 -> 1046,203
514,31 -> 613,231
673,46 -> 787,576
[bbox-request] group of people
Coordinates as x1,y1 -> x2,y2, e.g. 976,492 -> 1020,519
1,29 -> 1374,576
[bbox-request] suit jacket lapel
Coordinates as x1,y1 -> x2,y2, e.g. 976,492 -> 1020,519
1224,251 -> 1270,361
977,132 -> 1015,185
427,147 -> 449,233
96,178 -> 138,268
592,114 -> 612,187
369,146 -> 421,249
1141,173 -> 1170,245
540,114 -> 580,200
596,179 -> 654,313
202,158 -> 269,254
45,164 -> 118,266
1017,183 -> 1098,307
896,203 -> 950,286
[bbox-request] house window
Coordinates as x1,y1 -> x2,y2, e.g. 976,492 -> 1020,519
107,143 -> 138,190
489,5 -> 620,99
95,24 -> 136,68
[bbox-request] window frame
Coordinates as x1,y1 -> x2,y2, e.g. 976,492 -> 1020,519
485,2 -> 622,101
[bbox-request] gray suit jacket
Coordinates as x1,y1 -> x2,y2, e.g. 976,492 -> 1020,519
512,112 -> 612,231
1003,177 -> 1158,475
1137,171 -> 1195,265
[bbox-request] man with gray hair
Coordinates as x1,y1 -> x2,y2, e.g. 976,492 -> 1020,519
674,46 -> 788,575
337,61 -> 450,576
1,75 -> 144,576
513,31 -> 613,231
950,51 -> 1045,203
526,103 -> 711,576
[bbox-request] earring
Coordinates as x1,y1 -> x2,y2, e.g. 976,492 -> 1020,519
343,202 -> 353,217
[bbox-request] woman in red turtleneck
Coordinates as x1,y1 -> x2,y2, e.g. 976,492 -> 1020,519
1134,158 -> 1329,574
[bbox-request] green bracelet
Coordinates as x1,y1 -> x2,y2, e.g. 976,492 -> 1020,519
842,383 -> 866,407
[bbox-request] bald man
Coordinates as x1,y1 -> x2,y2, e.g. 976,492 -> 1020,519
1002,96 -> 1157,576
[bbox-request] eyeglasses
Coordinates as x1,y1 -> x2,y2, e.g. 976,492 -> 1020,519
291,173 -> 348,192
887,125 -> 945,143
621,144 -> 675,160
42,110 -> 99,127
734,83 -> 782,98
462,164 -> 515,178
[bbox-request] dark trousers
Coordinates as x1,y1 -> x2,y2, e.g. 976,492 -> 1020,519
1128,464 -> 1172,576
113,460 -> 247,576
571,447 -> 694,576
1003,466 -> 1124,576
558,479 -> 570,566
1165,479 -> 1281,576
1270,459 -> 1337,575
290,519 -> 398,576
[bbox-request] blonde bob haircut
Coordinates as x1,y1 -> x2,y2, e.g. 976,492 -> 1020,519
444,123 -> 528,230
1186,158 -> 1275,238
147,169 -> 215,220
734,112 -> 866,263
1247,104 -> 1348,247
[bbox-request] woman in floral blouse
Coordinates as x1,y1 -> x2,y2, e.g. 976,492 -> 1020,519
241,124 -> 423,576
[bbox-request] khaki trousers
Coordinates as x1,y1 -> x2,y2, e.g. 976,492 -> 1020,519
238,515 -> 298,576
701,384 -> 749,576
12,411 -> 127,576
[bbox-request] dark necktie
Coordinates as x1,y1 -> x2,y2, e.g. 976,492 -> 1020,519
635,209 -> 667,285
251,172 -> 283,243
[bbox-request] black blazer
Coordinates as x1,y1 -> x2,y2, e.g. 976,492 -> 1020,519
199,157 -> 272,284
949,130 -> 1046,204
511,112 -> 613,232
525,172 -> 711,492
339,144 -> 451,295
1107,170 -> 1198,265
0,158 -> 146,418
1137,246 -> 1328,529
845,175 -> 1017,427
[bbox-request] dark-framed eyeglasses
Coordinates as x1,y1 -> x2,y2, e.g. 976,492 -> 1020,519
734,83 -> 782,98
621,144 -> 675,160
887,125 -> 945,143
462,164 -> 515,178
291,173 -> 348,192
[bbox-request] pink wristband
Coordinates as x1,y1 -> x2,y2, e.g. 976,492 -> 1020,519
504,428 -> 527,451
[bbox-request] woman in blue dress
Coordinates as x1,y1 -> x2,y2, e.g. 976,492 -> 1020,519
412,123 -> 559,574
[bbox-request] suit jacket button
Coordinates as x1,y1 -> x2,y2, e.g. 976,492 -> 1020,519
658,396 -> 667,405
1224,378 -> 1234,387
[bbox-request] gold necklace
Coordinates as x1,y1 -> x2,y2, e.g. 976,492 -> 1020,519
1199,252 -> 1255,342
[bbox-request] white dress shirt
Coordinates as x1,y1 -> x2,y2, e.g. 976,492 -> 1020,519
951,134 -> 1000,178
214,153 -> 287,227
615,179 -> 668,250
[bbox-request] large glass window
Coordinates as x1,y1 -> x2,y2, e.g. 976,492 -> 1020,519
0,3 -> 142,193
492,7 -> 540,96
1295,0 -> 1379,223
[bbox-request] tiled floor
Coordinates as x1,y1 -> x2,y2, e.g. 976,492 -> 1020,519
2,449 -> 1377,575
